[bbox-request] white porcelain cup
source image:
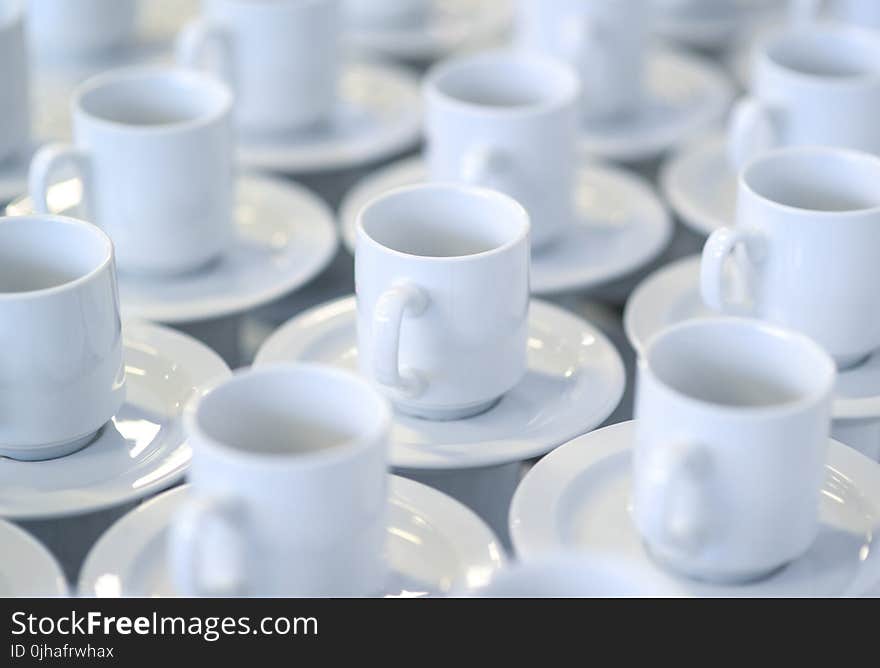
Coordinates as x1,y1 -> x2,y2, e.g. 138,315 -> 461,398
177,0 -> 339,134
169,364 -> 391,597
634,317 -> 835,583
424,51 -> 580,250
702,146 -> 880,368
28,67 -> 235,276
344,0 -> 429,28
0,1 -> 29,164
516,0 -> 647,121
356,183 -> 530,421
728,25 -> 880,169
27,0 -> 137,55
0,214 -> 125,461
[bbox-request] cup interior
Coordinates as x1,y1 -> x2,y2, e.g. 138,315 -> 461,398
429,54 -> 578,110
359,184 -> 528,258
77,69 -> 230,128
767,29 -> 880,78
194,366 -> 387,458
0,216 -> 111,294
743,148 -> 880,212
645,320 -> 833,410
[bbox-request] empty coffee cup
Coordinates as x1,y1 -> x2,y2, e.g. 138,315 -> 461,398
728,25 -> 880,168
177,0 -> 340,134
169,364 -> 391,597
0,1 -> 29,164
28,67 -> 235,276
702,146 -> 880,368
27,0 -> 137,56
424,50 -> 580,249
634,317 -> 835,583
0,214 -> 125,461
356,183 -> 530,420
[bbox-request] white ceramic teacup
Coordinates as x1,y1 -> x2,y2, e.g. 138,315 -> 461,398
27,0 -> 137,56
28,67 -> 235,276
634,317 -> 835,583
728,25 -> 880,168
516,0 -> 647,121
0,1 -> 28,164
0,214 -> 125,461
702,146 -> 880,368
177,0 -> 340,134
356,183 -> 530,421
424,51 -> 580,249
344,0 -> 429,28
169,364 -> 391,597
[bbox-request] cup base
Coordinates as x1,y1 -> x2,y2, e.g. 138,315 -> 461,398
643,540 -> 790,585
393,396 -> 501,422
0,425 -> 104,462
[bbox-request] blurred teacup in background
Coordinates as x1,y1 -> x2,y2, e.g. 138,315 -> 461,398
27,0 -> 137,57
0,0 -> 29,165
28,67 -> 235,276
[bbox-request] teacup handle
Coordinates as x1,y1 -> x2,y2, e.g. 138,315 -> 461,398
169,495 -> 247,597
727,97 -> 782,171
28,143 -> 92,218
700,226 -> 762,315
176,18 -> 234,88
372,281 -> 429,399
658,442 -> 713,555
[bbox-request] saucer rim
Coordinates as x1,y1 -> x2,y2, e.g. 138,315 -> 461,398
338,156 -> 673,295
0,517 -> 68,597
0,320 -> 231,521
253,295 -> 626,469
77,476 -> 506,597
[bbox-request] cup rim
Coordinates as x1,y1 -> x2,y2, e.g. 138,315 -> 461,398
423,49 -> 581,119
0,214 -> 115,301
641,317 -> 836,418
355,182 -> 530,263
740,145 -> 880,217
759,24 -> 880,88
71,65 -> 233,135
184,363 -> 392,469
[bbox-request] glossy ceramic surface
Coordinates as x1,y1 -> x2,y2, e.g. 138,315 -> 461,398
0,518 -> 67,597
0,320 -> 230,519
8,173 -> 338,323
236,61 -> 422,174
339,157 -> 672,295
80,479 -> 506,597
510,420 -> 880,596
255,296 -> 625,469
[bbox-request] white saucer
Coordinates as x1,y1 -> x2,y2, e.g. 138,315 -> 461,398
338,157 -> 672,295
578,46 -> 734,163
624,255 -> 880,422
6,173 -> 338,324
0,321 -> 230,521
510,420 -> 880,597
255,296 -> 625,469
79,477 -> 505,597
237,61 -> 422,174
661,132 -> 735,237
0,519 -> 68,596
344,0 -> 511,63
